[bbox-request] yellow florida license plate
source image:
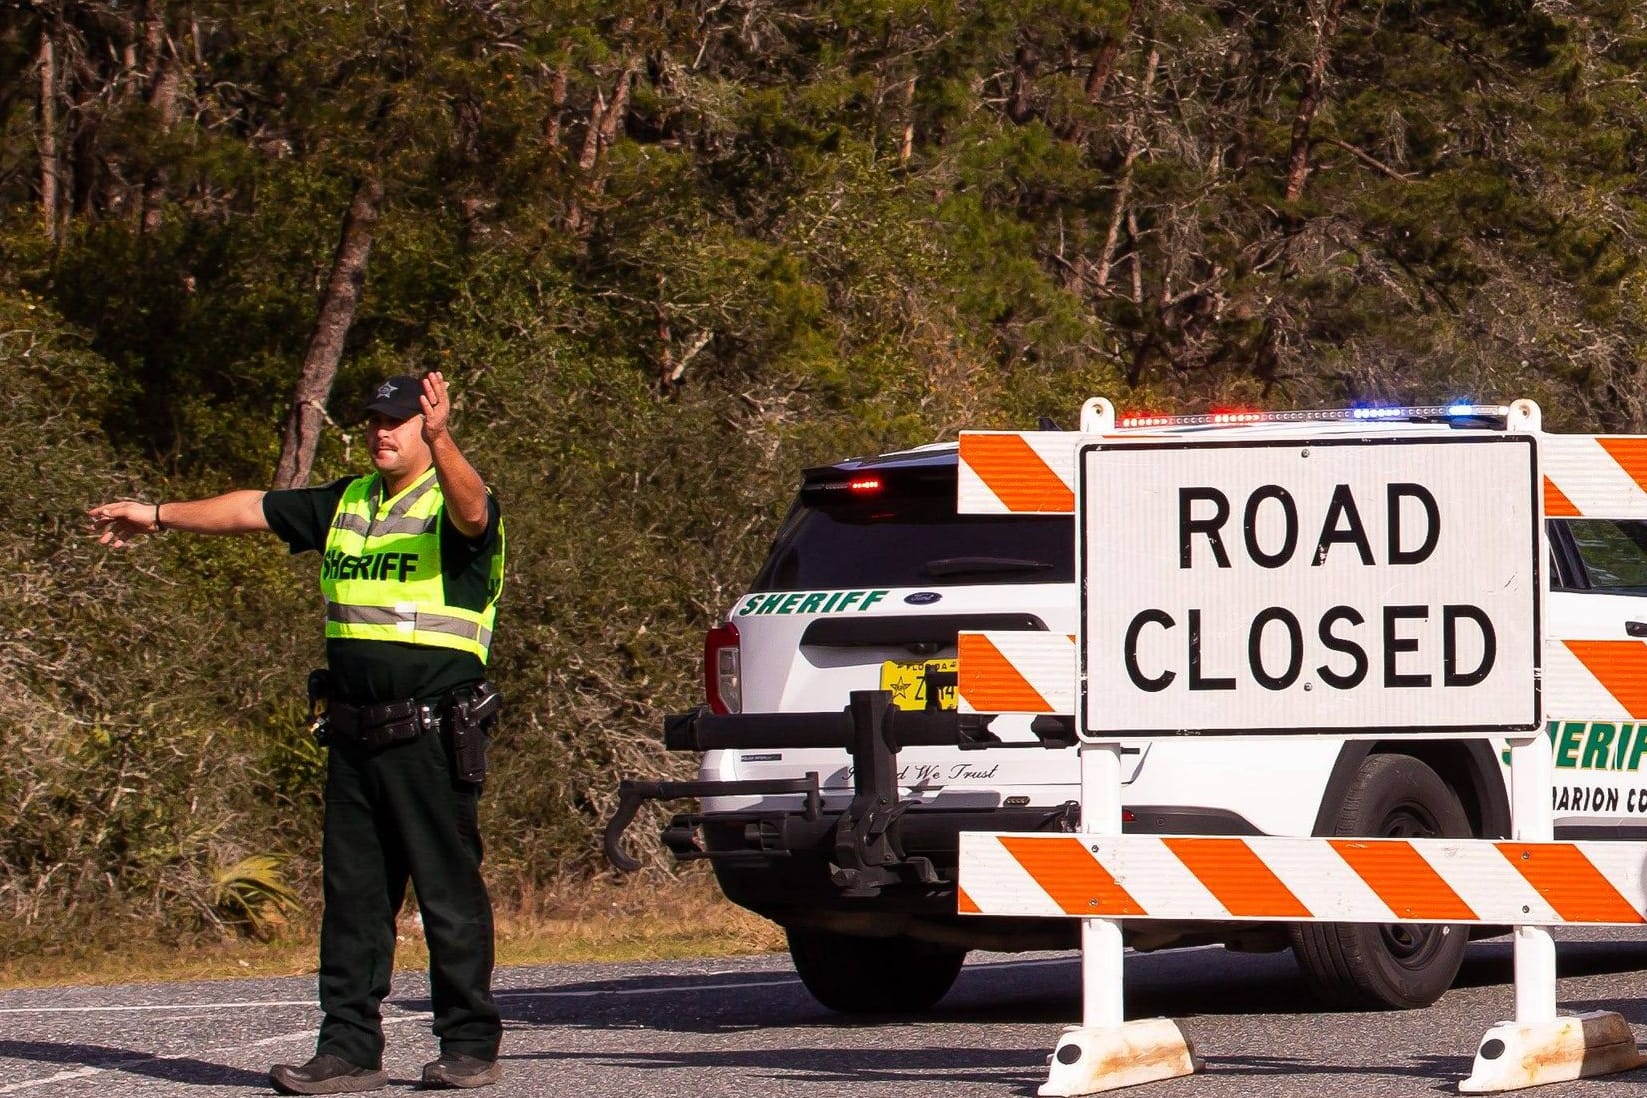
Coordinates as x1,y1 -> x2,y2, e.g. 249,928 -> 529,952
879,658 -> 958,711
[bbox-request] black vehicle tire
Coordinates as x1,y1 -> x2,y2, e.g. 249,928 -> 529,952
785,927 -> 967,1014
1289,754 -> 1471,1010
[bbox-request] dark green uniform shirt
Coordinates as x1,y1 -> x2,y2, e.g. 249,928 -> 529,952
263,475 -> 502,706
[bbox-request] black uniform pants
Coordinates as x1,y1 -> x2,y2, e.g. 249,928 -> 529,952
316,729 -> 501,1068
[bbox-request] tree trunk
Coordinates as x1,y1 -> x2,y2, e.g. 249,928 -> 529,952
1008,44 -> 1037,124
565,59 -> 638,236
140,7 -> 182,233
1092,0 -> 1141,104
1094,45 -> 1159,291
1283,0 -> 1347,203
898,75 -> 916,167
545,61 -> 568,149
1061,0 -> 1139,145
273,175 -> 384,490
37,24 -> 59,242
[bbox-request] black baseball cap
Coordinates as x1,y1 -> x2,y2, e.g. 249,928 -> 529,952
363,375 -> 423,420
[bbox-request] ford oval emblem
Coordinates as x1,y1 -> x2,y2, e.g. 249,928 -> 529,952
904,591 -> 943,605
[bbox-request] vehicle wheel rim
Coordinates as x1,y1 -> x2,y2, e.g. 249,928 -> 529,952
1379,801 -> 1446,964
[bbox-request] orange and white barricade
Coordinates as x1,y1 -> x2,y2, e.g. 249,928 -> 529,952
954,398 -> 1647,1096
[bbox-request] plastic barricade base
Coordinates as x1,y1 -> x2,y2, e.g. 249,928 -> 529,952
1459,1011 -> 1643,1093
1037,1018 -> 1201,1096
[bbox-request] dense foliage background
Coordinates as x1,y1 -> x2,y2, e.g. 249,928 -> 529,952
2,0 -> 1645,950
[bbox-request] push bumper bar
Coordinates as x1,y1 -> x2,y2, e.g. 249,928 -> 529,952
604,691 -> 1075,896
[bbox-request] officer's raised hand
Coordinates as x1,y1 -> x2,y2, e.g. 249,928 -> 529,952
415,369 -> 490,539
420,370 -> 451,443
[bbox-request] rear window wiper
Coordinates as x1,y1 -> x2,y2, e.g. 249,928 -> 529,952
922,556 -> 1055,577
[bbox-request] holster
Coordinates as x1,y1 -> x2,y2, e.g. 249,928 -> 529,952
448,681 -> 503,784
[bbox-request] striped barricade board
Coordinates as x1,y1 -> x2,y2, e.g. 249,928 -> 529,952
956,631 -> 1075,715
959,630 -> 1647,724
956,431 -> 1080,515
957,428 -> 1647,520
1541,434 -> 1647,518
957,832 -> 1647,925
1541,434 -> 1647,721
955,428 -> 1647,724
1548,640 -> 1647,722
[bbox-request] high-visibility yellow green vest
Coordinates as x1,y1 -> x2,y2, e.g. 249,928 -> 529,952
319,469 -> 503,663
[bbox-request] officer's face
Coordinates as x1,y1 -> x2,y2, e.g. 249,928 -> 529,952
365,412 -> 431,482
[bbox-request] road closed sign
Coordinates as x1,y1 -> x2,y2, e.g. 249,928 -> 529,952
1080,434 -> 1541,738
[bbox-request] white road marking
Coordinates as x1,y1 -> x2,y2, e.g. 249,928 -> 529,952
0,999 -> 317,1015
492,978 -> 796,1000
0,1067 -> 101,1093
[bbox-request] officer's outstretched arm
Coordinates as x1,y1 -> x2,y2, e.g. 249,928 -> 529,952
88,490 -> 270,549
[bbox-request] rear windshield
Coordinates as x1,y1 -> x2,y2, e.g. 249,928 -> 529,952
1565,519 -> 1647,592
752,481 -> 1075,592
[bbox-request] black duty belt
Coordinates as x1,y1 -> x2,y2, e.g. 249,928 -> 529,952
325,697 -> 441,749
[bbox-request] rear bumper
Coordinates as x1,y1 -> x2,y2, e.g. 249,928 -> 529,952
662,705 -> 1075,751
697,804 -> 1256,918
604,693 -> 1259,948
605,693 -> 1072,885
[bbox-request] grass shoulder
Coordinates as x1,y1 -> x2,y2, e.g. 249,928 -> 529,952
0,873 -> 783,989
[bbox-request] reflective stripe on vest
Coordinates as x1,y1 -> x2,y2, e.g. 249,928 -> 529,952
319,470 -> 501,663
324,601 -> 494,652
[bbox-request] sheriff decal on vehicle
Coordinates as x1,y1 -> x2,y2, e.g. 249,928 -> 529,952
1501,721 -> 1647,771
735,589 -> 889,615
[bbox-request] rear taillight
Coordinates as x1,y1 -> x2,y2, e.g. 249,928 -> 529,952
704,621 -> 742,714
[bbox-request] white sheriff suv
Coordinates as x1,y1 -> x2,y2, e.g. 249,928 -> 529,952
606,401 -> 1647,1014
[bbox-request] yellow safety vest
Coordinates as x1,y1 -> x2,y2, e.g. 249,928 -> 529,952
319,469 -> 502,663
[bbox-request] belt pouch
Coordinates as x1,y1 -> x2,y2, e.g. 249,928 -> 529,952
326,699 -> 362,738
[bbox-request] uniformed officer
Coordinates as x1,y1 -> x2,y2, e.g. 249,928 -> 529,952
88,371 -> 505,1093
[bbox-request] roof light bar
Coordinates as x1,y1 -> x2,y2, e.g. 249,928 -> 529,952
1115,403 -> 1511,429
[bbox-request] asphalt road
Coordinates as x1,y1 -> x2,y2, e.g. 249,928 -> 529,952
5,930 -> 1647,1097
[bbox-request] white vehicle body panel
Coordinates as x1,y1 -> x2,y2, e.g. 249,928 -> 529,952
704,584 -> 1089,813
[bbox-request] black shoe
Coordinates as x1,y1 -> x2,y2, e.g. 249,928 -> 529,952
420,1053 -> 503,1089
269,1054 -> 388,1095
